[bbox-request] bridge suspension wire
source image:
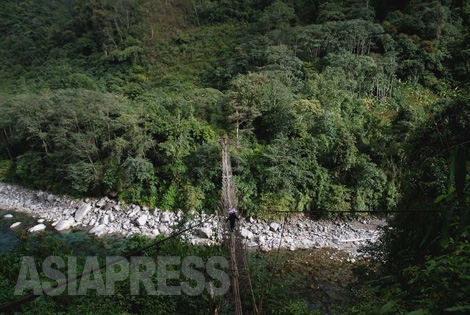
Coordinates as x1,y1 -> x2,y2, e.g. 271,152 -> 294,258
257,208 -> 454,214
0,217 -> 212,313
258,212 -> 288,314
220,137 -> 244,315
241,224 -> 259,315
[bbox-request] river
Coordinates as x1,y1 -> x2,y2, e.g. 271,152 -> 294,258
0,209 -> 126,257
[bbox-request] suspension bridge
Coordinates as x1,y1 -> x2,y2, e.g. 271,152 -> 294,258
221,138 -> 244,315
0,138 -> 265,314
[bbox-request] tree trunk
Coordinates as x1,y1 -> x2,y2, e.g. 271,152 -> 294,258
192,0 -> 200,26
1,130 -> 13,161
236,122 -> 239,149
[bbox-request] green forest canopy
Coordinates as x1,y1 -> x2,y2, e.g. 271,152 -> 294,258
0,0 -> 469,216
1,1 -> 470,313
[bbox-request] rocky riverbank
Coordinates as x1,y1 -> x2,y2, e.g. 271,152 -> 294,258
0,183 -> 384,256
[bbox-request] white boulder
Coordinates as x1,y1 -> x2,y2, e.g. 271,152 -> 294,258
29,224 -> 46,233
159,225 -> 171,236
100,215 -> 109,225
137,215 -> 148,226
161,212 -> 171,223
89,224 -> 106,234
95,198 -> 106,207
55,218 -> 75,231
75,204 -> 92,222
270,222 -> 280,232
240,228 -> 253,239
10,222 -> 21,229
198,227 -> 212,239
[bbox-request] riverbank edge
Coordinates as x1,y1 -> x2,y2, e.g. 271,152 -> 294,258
0,182 -> 384,257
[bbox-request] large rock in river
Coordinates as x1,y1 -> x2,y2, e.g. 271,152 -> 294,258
10,222 -> 21,229
137,214 -> 148,226
198,227 -> 212,239
240,228 -> 253,239
75,204 -> 92,222
55,218 -> 75,231
29,224 -> 46,233
160,212 -> 171,223
89,224 -> 106,235
270,222 -> 280,232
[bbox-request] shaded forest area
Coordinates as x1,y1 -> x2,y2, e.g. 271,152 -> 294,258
0,1 -> 469,313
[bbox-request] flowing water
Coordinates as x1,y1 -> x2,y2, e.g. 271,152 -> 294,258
0,209 -> 126,257
0,208 -> 361,313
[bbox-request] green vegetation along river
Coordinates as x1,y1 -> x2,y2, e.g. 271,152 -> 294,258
0,208 -> 365,314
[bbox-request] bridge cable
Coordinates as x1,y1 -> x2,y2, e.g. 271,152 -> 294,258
258,212 -> 288,314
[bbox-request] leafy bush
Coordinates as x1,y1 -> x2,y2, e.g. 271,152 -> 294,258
0,159 -> 13,182
351,240 -> 470,314
0,233 -> 228,314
